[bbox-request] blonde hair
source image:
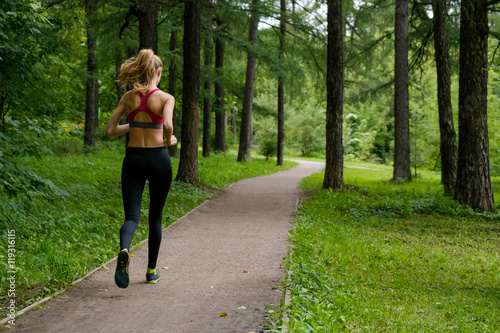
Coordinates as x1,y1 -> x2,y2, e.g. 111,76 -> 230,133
117,49 -> 163,93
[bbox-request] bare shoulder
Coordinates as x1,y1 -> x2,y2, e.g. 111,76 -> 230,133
158,90 -> 175,103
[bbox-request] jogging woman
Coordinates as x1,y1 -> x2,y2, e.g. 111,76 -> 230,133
105,49 -> 177,289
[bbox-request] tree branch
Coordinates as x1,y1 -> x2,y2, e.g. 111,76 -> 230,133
45,0 -> 65,9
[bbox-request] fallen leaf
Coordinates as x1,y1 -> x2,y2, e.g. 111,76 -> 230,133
98,289 -> 108,292
210,286 -> 215,289
267,310 -> 275,314
162,266 -> 169,270
129,253 -> 135,257
101,265 -> 109,270
220,312 -> 227,317
238,306 -> 247,310
243,270 -> 248,273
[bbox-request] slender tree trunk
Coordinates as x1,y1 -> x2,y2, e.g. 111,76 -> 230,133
214,23 -> 226,153
168,31 -> 179,158
393,0 -> 411,181
323,0 -> 344,189
455,0 -> 494,211
237,0 -> 260,162
138,0 -> 158,53
277,0 -> 286,166
432,0 -> 457,195
203,33 -> 213,157
115,48 -> 128,142
84,0 -> 99,148
231,109 -> 236,137
176,0 -> 201,185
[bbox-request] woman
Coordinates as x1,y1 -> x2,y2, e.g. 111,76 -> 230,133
106,49 -> 177,289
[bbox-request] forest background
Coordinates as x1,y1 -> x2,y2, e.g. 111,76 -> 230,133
1,0 -> 500,326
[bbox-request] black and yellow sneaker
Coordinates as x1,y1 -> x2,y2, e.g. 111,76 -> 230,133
146,267 -> 160,284
115,249 -> 130,288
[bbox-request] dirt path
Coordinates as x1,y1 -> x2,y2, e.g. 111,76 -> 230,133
8,160 -> 324,333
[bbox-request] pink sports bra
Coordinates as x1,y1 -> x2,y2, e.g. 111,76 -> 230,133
127,89 -> 163,129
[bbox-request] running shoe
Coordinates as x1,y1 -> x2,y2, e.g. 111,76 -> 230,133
115,249 -> 129,288
146,267 -> 160,284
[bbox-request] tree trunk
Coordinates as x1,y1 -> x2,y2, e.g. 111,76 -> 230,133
393,0 -> 411,181
138,0 -> 158,53
176,0 -> 201,185
203,33 -> 212,158
168,31 -> 179,158
115,48 -> 128,142
237,0 -> 260,162
277,0 -> 286,166
84,0 -> 99,148
231,109 -> 237,137
323,0 -> 344,190
455,0 -> 494,211
432,0 -> 457,195
214,22 -> 226,153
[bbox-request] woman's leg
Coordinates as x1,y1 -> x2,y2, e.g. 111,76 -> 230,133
120,154 -> 146,251
146,151 -> 172,269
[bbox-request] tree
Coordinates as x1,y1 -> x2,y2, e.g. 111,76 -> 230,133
392,0 -> 411,181
454,0 -> 494,211
84,0 -> 99,148
432,0 -> 457,195
323,0 -> 344,190
138,0 -> 159,53
237,0 -> 260,162
203,30 -> 213,157
277,0 -> 286,166
168,31 -> 180,158
176,0 -> 201,185
214,9 -> 226,153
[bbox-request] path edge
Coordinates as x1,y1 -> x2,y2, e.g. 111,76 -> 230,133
0,198 -> 212,328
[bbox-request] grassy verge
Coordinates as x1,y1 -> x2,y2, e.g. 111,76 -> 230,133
0,141 -> 296,317
284,168 -> 500,332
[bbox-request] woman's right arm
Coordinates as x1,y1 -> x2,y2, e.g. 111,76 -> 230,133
105,97 -> 129,138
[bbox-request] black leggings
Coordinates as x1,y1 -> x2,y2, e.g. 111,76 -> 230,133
120,147 -> 172,269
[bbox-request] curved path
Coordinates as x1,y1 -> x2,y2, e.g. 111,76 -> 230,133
9,160 -> 324,333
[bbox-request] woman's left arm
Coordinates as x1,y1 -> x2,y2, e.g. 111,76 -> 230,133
105,98 -> 129,138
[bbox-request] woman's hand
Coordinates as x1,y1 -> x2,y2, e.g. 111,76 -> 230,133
165,135 -> 177,146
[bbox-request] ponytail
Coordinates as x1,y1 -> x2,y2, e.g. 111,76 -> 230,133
117,49 -> 163,93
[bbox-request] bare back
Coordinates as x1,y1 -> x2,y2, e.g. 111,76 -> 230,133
122,90 -> 172,148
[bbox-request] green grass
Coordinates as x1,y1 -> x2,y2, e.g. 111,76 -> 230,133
284,168 -> 500,332
0,141 -> 296,317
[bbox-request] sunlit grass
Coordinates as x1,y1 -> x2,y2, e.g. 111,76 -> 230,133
284,168 -> 500,332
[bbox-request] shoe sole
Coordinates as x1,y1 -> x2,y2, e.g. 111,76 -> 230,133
115,251 -> 129,288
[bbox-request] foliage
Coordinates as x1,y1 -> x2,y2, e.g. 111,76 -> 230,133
282,167 -> 500,331
254,117 -> 278,159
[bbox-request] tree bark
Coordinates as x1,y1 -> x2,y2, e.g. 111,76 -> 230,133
176,0 -> 201,185
230,109 -> 237,137
455,0 -> 494,211
168,31 -> 179,158
84,0 -> 99,148
432,0 -> 457,195
277,0 -> 286,166
214,22 -> 226,153
203,33 -> 213,157
237,0 -> 260,162
115,48 -> 128,143
393,0 -> 411,181
138,0 -> 159,53
323,0 -> 344,190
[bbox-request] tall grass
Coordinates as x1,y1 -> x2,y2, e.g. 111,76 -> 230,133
284,168 -> 500,332
0,141 -> 296,316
